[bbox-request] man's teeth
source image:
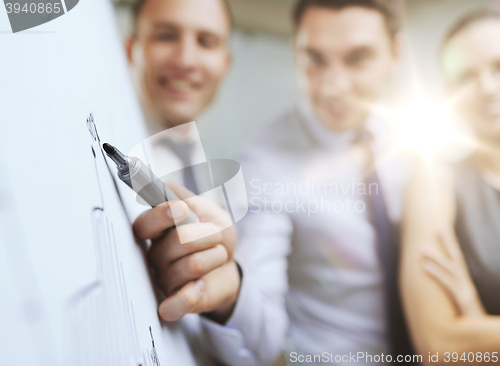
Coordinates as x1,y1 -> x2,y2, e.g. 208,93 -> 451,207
169,80 -> 191,91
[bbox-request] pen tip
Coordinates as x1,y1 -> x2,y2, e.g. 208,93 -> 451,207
103,143 -> 115,155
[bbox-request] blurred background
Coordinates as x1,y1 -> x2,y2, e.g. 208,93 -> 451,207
113,0 -> 496,161
112,1 -> 497,365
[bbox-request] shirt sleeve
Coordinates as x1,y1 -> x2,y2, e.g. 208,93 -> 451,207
198,174 -> 293,365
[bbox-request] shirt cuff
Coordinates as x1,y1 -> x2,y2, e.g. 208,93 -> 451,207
199,261 -> 260,366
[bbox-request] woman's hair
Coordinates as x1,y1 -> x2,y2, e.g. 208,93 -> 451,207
441,8 -> 500,53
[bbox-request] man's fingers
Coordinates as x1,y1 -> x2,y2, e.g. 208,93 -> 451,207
148,225 -> 223,268
158,279 -> 205,322
157,244 -> 228,296
133,201 -> 189,240
176,222 -> 222,246
157,262 -> 241,322
167,226 -> 222,260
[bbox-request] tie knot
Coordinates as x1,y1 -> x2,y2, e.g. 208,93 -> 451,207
163,138 -> 193,166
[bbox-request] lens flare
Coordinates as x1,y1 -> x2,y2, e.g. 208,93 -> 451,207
372,93 -> 476,163
395,97 -> 454,157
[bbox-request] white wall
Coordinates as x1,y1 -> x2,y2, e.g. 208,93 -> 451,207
198,31 -> 300,159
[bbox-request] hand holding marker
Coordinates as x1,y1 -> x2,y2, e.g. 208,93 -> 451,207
103,143 -> 199,226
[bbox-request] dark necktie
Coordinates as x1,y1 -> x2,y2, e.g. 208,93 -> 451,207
359,131 -> 416,362
164,139 -> 199,195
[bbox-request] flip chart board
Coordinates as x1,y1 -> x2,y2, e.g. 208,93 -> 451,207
0,1 -> 198,365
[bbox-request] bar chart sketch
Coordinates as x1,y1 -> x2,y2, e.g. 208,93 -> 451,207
62,115 -> 163,366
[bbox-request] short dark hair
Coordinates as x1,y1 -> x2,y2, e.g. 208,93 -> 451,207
131,0 -> 146,32
131,0 -> 233,36
441,8 -> 500,52
292,0 -> 403,38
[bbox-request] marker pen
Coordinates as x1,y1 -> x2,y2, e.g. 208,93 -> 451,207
103,143 -> 199,225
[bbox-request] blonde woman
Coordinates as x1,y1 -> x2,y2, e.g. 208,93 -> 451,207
402,9 -> 500,366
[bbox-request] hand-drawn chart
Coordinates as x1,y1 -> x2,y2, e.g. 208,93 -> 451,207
0,1 -> 199,364
63,114 -> 163,366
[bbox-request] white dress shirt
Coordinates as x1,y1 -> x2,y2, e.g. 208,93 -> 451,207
195,100 -> 413,366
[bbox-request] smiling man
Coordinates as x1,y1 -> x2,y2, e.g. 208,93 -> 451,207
126,0 -> 232,131
125,1 -> 242,365
293,0 -> 400,131
227,0 -> 415,364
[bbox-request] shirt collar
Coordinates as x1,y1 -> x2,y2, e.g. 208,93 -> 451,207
297,99 -> 389,151
297,99 -> 358,150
